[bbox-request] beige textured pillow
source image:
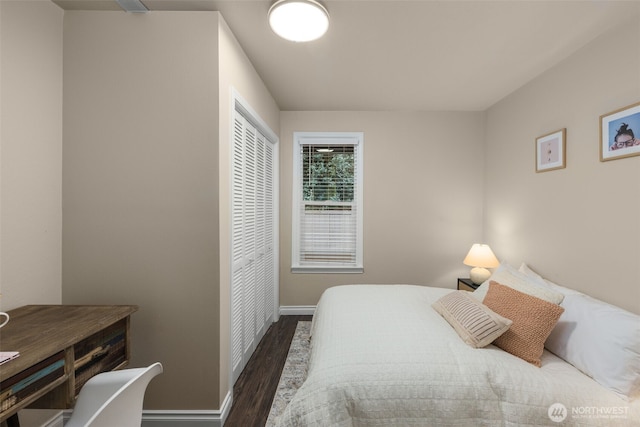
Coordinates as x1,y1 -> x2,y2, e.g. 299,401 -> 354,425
483,281 -> 564,367
432,290 -> 513,348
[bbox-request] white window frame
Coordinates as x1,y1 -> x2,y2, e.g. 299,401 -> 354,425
291,132 -> 364,273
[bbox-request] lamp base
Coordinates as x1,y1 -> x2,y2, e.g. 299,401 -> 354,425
469,267 -> 491,285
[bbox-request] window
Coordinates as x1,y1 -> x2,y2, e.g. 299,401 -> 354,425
292,132 -> 363,273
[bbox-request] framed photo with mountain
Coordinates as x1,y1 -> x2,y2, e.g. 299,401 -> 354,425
535,128 -> 566,172
600,101 -> 640,162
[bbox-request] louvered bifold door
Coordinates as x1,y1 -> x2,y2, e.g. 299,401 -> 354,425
231,115 -> 245,379
231,113 -> 277,383
263,141 -> 275,323
243,122 -> 258,364
255,133 -> 266,336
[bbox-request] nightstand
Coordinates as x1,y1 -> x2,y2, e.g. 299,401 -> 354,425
457,278 -> 479,292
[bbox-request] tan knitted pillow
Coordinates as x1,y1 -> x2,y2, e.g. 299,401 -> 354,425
433,290 -> 513,348
483,281 -> 564,367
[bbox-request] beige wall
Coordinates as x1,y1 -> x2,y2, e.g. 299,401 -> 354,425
62,10 -> 279,412
279,111 -> 485,306
484,16 -> 640,314
217,16 -> 280,406
0,0 -> 63,311
63,11 -> 221,409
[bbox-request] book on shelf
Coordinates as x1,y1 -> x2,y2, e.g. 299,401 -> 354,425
74,340 -> 126,394
73,321 -> 128,394
0,351 -> 65,412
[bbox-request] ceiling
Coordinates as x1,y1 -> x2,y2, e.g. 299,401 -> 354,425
51,0 -> 640,111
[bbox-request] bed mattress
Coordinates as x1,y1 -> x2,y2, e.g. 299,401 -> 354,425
274,284 -> 640,426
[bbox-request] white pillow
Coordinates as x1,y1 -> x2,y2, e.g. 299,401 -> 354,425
471,262 -> 564,305
545,293 -> 640,399
518,263 -> 581,296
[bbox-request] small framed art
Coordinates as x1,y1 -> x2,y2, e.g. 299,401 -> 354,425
600,101 -> 640,162
535,128 -> 566,172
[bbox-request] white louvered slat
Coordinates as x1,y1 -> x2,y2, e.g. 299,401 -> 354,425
243,258 -> 256,354
231,116 -> 245,376
264,142 -> 275,321
231,267 -> 243,372
232,117 -> 245,268
255,134 -> 266,331
243,123 -> 257,354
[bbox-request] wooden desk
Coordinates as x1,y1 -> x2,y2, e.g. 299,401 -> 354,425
0,305 -> 138,424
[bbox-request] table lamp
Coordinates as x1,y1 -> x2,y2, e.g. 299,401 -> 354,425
463,244 -> 500,284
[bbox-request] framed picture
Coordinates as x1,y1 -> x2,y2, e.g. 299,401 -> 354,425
600,101 -> 640,162
535,128 -> 566,172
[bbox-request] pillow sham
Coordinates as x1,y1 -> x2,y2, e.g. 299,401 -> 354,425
518,263 -> 581,296
472,262 -> 564,305
545,293 -> 640,399
432,290 -> 513,348
483,281 -> 564,367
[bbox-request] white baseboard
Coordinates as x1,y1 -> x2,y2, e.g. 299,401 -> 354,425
140,410 -> 223,427
63,392 -> 232,427
279,305 -> 316,316
142,392 -> 232,427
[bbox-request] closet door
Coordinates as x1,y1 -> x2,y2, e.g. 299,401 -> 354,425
243,122 -> 258,360
231,112 -> 277,383
231,114 -> 246,381
263,141 -> 275,324
254,133 -> 266,335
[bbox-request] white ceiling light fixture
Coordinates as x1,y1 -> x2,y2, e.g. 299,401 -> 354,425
268,0 -> 330,42
116,0 -> 148,13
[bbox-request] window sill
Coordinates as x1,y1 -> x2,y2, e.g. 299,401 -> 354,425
291,266 -> 364,274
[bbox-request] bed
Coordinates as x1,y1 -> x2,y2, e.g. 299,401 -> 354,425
274,265 -> 640,426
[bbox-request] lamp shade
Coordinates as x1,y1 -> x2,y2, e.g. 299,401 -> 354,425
268,0 -> 329,42
463,244 -> 500,268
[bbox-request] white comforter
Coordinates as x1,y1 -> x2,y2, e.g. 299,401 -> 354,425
275,285 -> 640,426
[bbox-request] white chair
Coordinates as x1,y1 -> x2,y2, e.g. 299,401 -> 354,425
65,362 -> 163,427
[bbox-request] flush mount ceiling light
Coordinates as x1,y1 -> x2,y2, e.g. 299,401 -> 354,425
268,0 -> 329,42
115,0 -> 148,12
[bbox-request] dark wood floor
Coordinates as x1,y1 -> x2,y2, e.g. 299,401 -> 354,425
225,315 -> 312,427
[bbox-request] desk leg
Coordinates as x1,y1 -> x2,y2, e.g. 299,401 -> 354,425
5,414 -> 19,427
